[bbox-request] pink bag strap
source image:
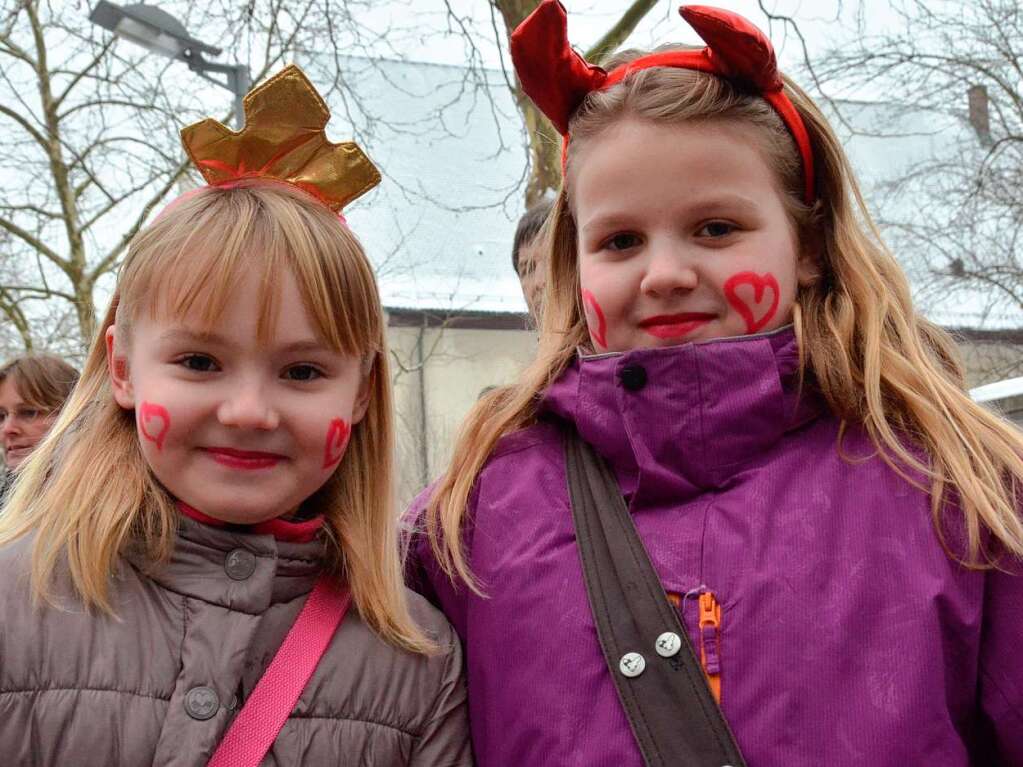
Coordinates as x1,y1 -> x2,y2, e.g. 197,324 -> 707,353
207,573 -> 352,767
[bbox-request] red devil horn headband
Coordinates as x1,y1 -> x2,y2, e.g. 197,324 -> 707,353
510,0 -> 815,203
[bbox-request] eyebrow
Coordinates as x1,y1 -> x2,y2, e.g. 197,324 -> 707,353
684,194 -> 762,218
579,193 -> 762,236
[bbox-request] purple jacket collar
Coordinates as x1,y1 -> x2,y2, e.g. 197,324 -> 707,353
541,326 -> 822,506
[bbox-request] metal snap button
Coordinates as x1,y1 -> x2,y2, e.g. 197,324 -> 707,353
655,631 -> 682,658
619,364 -> 647,392
619,652 -> 646,678
184,685 -> 219,721
224,548 -> 256,580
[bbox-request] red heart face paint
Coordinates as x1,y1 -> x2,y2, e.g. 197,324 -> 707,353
322,418 -> 351,469
724,272 -> 780,334
138,401 -> 171,451
581,289 -> 608,349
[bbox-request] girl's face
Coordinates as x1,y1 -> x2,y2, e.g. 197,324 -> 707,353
106,267 -> 371,524
572,118 -> 814,352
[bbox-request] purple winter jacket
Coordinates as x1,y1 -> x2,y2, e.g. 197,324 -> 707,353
406,327 -> 1023,766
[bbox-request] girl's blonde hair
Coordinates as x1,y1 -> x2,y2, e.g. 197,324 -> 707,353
427,51 -> 1023,592
0,179 -> 432,653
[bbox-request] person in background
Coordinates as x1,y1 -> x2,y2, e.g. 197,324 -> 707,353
0,353 -> 79,495
512,197 -> 554,321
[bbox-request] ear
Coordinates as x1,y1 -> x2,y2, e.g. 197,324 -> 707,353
106,326 -> 135,410
795,241 -> 822,287
350,354 -> 376,426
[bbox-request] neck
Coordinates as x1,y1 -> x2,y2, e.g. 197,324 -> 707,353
177,501 -> 324,544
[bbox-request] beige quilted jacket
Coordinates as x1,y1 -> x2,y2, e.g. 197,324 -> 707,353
0,515 -> 472,766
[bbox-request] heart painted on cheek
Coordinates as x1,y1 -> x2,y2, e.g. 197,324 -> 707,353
138,402 -> 170,451
724,272 -> 781,333
581,289 -> 608,349
322,418 -> 351,469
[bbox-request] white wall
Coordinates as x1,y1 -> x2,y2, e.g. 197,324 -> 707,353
387,321 -> 537,510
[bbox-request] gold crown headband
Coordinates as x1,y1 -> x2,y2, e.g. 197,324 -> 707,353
180,65 -> 380,214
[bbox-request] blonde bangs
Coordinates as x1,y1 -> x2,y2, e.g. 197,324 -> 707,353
120,180 -> 381,359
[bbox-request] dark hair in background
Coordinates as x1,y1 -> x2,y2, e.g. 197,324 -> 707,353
511,197 -> 555,275
0,353 -> 79,414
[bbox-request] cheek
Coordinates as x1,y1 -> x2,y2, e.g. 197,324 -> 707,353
581,288 -> 608,349
722,271 -> 782,334
321,417 -> 351,470
137,401 -> 172,451
27,416 -> 57,444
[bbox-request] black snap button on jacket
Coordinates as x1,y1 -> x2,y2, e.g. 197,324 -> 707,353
619,364 -> 647,392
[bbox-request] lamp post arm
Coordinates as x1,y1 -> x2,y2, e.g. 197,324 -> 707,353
183,55 -> 250,128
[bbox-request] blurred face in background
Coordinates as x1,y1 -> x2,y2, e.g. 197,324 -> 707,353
0,377 -> 58,471
517,235 -> 546,319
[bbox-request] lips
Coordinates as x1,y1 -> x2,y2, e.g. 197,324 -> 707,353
205,447 -> 285,470
638,313 -> 714,340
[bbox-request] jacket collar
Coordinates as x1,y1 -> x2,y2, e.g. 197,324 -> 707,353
124,510 -> 326,615
541,326 -> 822,507
177,502 -> 325,543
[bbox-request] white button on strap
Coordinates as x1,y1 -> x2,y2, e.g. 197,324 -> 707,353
655,631 -> 682,658
619,652 -> 646,678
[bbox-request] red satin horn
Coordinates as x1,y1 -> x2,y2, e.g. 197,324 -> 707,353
510,0 -> 607,135
680,5 -> 782,92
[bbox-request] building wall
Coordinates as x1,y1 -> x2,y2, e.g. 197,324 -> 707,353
953,336 -> 1023,388
387,319 -> 538,509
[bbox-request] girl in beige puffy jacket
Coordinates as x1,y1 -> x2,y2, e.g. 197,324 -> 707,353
0,67 -> 472,767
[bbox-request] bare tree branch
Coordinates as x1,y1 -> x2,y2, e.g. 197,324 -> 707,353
585,0 -> 659,64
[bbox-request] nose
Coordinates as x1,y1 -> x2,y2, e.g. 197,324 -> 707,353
217,378 -> 279,431
639,238 -> 699,298
1,416 -> 21,442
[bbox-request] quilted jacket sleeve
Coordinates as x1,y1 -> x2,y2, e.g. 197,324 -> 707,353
408,620 -> 474,766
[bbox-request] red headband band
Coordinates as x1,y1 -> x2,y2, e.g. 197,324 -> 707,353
510,1 -> 816,204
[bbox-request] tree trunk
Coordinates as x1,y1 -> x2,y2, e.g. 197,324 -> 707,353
494,0 -> 661,205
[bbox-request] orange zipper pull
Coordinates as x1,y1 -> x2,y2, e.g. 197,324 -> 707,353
698,592 -> 722,703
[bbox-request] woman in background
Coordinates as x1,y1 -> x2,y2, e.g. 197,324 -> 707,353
0,353 -> 78,497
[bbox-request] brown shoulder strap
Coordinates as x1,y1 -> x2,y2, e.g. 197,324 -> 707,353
564,428 -> 746,767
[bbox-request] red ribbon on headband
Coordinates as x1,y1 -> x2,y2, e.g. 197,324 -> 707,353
510,0 -> 815,204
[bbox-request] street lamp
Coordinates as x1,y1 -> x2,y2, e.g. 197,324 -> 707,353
89,1 -> 250,128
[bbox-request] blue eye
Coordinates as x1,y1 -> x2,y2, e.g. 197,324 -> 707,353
180,354 -> 218,372
604,233 -> 642,251
284,365 -> 322,381
697,221 -> 737,238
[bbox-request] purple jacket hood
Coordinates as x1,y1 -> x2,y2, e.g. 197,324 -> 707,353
541,326 -> 820,505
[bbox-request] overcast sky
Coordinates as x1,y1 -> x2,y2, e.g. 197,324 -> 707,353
350,0 -> 900,77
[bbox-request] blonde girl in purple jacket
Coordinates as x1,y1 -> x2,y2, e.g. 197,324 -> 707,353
406,3 -> 1023,765
0,67 -> 470,766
